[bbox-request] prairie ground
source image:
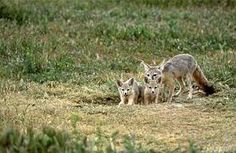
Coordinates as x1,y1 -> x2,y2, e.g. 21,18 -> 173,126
1,81 -> 236,152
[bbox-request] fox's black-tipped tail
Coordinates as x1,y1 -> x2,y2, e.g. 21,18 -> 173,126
203,84 -> 215,96
193,66 -> 215,96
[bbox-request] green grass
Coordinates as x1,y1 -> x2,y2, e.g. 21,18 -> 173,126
0,0 -> 236,152
1,0 -> 236,85
0,127 -> 154,153
0,126 -> 206,153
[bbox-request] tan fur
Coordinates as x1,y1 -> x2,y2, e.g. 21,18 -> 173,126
142,54 -> 215,102
116,78 -> 143,106
141,60 -> 165,80
192,66 -> 208,89
143,77 -> 162,104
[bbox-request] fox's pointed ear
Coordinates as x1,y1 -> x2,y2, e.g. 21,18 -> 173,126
116,80 -> 123,87
157,59 -> 165,70
141,61 -> 151,72
128,78 -> 134,86
157,77 -> 162,83
144,77 -> 149,84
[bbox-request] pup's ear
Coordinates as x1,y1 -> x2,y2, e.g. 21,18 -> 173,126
144,77 -> 149,84
116,80 -> 123,87
141,61 -> 151,72
128,78 -> 134,86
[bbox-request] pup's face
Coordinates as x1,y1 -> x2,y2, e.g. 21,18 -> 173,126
144,77 -> 161,95
117,78 -> 134,97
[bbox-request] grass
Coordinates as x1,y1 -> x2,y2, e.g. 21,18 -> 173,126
0,0 -> 236,152
0,127 -> 155,153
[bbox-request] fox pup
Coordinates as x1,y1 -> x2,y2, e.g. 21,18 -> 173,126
143,77 -> 162,105
141,54 -> 215,102
116,78 -> 143,106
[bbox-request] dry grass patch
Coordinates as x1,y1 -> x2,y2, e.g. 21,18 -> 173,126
1,82 -> 236,152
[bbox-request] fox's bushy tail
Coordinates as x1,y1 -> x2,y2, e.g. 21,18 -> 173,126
193,66 -> 215,96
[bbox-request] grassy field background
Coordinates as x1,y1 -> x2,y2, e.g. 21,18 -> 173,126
0,0 -> 236,152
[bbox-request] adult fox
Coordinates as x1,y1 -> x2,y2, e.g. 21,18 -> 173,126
141,54 -> 215,102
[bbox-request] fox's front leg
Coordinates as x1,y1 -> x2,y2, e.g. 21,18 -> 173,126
127,96 -> 135,105
155,82 -> 163,103
144,94 -> 149,105
167,80 -> 175,103
155,89 -> 160,103
118,97 -> 125,106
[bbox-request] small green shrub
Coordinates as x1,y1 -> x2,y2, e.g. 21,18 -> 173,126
0,127 -> 153,153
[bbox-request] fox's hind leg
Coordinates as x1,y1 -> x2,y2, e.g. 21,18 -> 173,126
187,74 -> 193,99
175,77 -> 185,97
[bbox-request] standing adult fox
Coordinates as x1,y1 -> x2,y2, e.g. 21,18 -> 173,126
141,54 -> 215,102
